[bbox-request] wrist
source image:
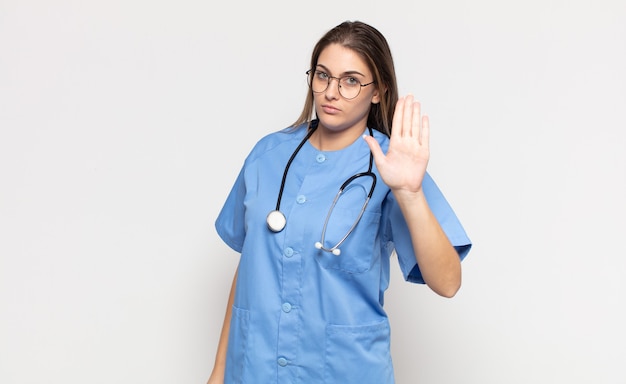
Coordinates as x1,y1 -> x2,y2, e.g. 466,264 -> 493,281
392,187 -> 424,203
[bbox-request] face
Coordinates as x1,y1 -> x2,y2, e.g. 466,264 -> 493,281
312,43 -> 380,136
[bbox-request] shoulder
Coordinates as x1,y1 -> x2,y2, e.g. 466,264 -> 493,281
245,123 -> 309,164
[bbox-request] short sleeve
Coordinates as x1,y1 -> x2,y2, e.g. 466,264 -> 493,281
215,166 -> 247,253
384,172 -> 471,284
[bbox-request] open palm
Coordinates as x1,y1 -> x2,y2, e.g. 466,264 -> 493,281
364,95 -> 430,193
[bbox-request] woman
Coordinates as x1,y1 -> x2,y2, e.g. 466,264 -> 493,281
207,20 -> 471,384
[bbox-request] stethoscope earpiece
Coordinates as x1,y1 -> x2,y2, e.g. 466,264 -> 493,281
314,242 -> 341,256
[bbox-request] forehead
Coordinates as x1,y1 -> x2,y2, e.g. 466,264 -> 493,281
316,43 -> 370,76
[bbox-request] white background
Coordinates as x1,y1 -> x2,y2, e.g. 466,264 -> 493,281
1,0 -> 625,383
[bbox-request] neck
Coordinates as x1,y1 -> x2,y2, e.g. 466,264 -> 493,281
309,123 -> 367,151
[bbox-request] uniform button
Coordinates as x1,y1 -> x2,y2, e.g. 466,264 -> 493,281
316,154 -> 326,163
277,357 -> 288,367
296,195 -> 306,204
284,247 -> 294,257
282,302 -> 292,313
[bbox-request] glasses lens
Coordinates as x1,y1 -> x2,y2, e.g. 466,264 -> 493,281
308,71 -> 328,93
338,78 -> 360,99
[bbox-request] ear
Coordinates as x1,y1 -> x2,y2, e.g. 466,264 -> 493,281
371,86 -> 385,104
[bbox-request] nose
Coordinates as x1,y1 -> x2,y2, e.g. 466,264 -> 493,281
324,77 -> 341,99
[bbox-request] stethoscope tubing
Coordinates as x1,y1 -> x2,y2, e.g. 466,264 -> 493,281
315,171 -> 376,255
267,119 -> 377,256
273,123 -> 317,212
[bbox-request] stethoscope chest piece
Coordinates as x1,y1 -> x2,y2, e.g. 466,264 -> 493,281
266,210 -> 287,232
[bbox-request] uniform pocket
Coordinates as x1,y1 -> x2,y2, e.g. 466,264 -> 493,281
224,306 -> 250,384
324,319 -> 394,384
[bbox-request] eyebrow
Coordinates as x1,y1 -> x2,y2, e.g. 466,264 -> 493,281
315,64 -> 366,78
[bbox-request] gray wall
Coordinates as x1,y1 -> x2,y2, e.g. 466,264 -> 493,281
1,0 -> 625,382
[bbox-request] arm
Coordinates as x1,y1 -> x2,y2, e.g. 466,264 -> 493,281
393,188 -> 461,297
207,267 -> 238,384
364,95 -> 461,297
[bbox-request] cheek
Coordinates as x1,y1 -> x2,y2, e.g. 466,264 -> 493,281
312,94 -> 324,109
353,99 -> 374,117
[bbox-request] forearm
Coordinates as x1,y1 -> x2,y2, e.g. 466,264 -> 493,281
208,267 -> 238,383
394,189 -> 461,297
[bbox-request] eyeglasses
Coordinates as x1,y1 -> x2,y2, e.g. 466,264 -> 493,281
306,69 -> 375,100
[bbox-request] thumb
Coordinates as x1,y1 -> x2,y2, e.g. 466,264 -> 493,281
362,134 -> 385,163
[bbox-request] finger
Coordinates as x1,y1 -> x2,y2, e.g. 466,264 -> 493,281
420,114 -> 430,147
391,96 -> 405,139
411,101 -> 421,139
402,94 -> 414,137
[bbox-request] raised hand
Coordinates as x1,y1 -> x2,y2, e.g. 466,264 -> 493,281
364,94 -> 430,194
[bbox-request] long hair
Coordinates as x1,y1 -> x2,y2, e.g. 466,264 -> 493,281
292,21 -> 399,136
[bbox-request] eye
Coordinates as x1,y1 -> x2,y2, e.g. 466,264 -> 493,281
342,76 -> 360,86
315,71 -> 329,80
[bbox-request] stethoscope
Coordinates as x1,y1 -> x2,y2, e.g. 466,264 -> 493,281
266,120 -> 377,256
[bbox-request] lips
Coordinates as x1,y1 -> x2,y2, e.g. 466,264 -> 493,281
321,104 -> 340,114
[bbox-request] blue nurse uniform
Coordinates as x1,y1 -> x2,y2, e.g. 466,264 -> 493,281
215,122 -> 471,383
